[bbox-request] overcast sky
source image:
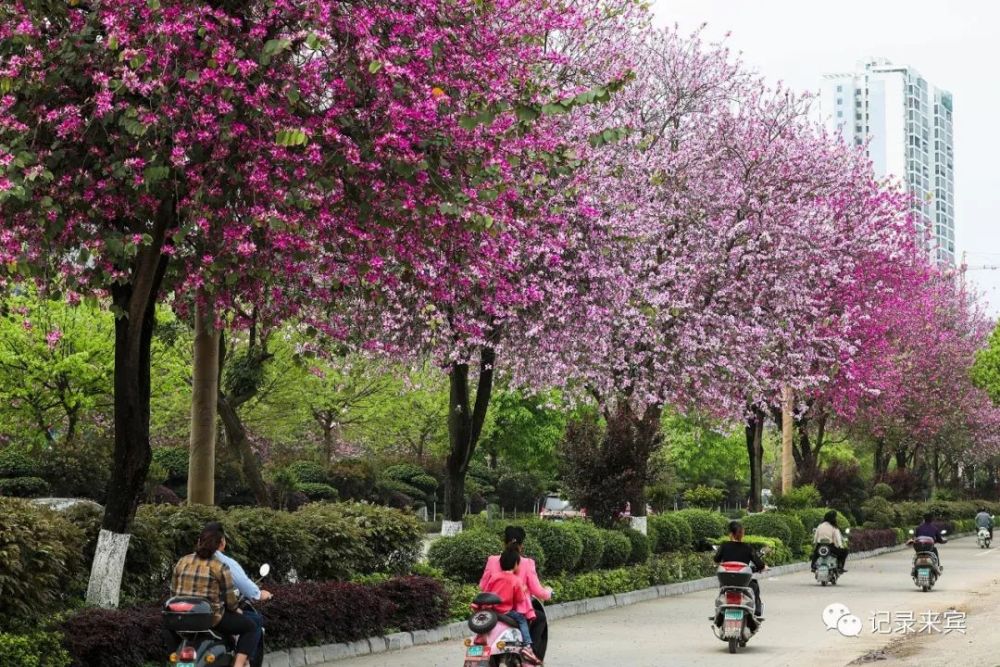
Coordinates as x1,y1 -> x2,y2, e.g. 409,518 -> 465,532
651,1 -> 1000,314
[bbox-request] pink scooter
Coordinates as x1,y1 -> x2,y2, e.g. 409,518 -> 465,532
462,592 -> 530,666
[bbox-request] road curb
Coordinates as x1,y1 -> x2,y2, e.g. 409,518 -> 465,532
262,533 -> 973,666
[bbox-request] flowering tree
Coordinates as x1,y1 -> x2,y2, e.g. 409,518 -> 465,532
1,0 -> 601,602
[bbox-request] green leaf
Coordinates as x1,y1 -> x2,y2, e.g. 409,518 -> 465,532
458,116 -> 479,131
368,60 -> 383,74
107,36 -> 119,51
305,33 -> 320,50
185,70 -> 200,82
147,0 -> 160,9
129,53 -> 147,69
263,39 -> 292,57
515,105 -> 540,123
143,165 -> 170,185
541,103 -> 567,116
286,86 -> 300,104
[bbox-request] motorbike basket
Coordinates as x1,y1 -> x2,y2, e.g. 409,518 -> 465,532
716,561 -> 753,588
468,609 -> 498,634
163,596 -> 215,632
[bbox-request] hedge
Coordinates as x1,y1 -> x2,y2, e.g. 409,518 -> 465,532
60,606 -> 163,667
741,513 -> 792,547
309,502 -> 424,574
225,506 -> 316,582
847,528 -> 899,553
0,476 -> 50,497
428,529 -> 500,583
712,535 -> 793,566
548,552 -> 716,602
564,521 -> 604,571
376,576 -> 449,632
0,498 -> 86,629
776,512 -> 808,555
286,461 -> 330,484
0,632 -> 70,667
0,448 -> 43,478
674,509 -> 727,547
649,513 -> 693,553
619,526 -> 651,564
598,529 -> 632,569
515,521 -> 582,574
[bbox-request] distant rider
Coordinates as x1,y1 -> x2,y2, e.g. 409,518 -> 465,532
810,510 -> 848,573
912,513 -> 947,570
975,507 -> 993,540
714,521 -> 766,618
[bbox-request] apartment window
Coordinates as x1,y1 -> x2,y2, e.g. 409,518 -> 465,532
837,110 -> 843,118
837,97 -> 843,106
856,113 -> 862,121
837,84 -> 843,93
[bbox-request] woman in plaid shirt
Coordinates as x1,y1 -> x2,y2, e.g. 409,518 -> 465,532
170,523 -> 257,667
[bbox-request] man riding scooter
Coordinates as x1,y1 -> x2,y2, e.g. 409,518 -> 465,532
713,521 -> 767,618
912,513 -> 947,570
810,510 -> 848,574
975,507 -> 994,541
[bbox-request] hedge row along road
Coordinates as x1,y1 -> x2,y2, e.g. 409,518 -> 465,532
325,536 -> 999,666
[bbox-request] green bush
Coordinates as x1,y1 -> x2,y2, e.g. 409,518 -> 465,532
0,631 -> 71,667
151,447 -> 189,482
711,535 -> 792,566
225,506 -> 316,582
776,513 -> 807,555
675,509 -> 727,546
0,498 -> 86,629
742,513 -> 792,546
619,526 -> 650,564
408,474 -> 440,498
649,513 -> 693,553
527,521 -> 583,574
774,484 -> 821,511
861,496 -> 898,529
311,502 -> 424,574
427,529 -> 499,583
872,482 -> 894,499
375,479 -> 422,506
287,461 -> 330,484
646,552 -> 717,585
0,476 -> 50,497
0,449 -> 42,478
597,529 -> 631,569
683,485 -> 724,509
328,459 -> 377,501
564,521 -> 604,571
298,482 -> 340,501
291,503 -> 372,580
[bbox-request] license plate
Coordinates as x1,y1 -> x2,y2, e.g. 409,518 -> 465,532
724,610 -> 743,620
466,646 -> 485,657
918,568 -> 930,577
178,664 -> 195,667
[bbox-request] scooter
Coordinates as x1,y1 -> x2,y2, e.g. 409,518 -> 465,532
163,563 -> 270,667
977,526 -> 991,549
815,527 -> 850,586
463,592 -> 532,666
908,530 -> 946,592
710,561 -> 763,654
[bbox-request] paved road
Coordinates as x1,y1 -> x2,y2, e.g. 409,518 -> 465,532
324,536 -> 1000,667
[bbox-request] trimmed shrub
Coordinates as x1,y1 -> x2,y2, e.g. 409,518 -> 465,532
774,484 -> 821,511
646,552 -> 717,584
0,498 -> 86,629
564,521 -> 604,571
286,460 -> 330,484
0,476 -> 50,497
312,502 -> 424,574
872,482 -> 894,499
0,632 -> 70,667
528,521 -> 583,574
598,529 -> 632,569
776,512 -> 808,555
60,606 -> 162,667
225,506 -> 316,582
375,479 -> 421,507
328,459 -> 377,501
261,581 -> 397,649
428,529 -> 499,583
0,449 -> 42,478
376,576 -> 449,631
619,526 -> 650,564
298,482 -> 340,501
848,528 -> 898,552
675,509 -> 727,548
741,513 -> 792,547
290,503 -> 373,581
861,496 -> 898,529
649,513 -> 693,553
683,485 -> 724,509
151,446 -> 188,483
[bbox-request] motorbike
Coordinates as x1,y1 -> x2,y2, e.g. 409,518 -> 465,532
815,528 -> 850,587
163,563 -> 270,667
710,560 -> 763,654
908,530 -> 946,592
977,526 -> 992,549
463,592 -> 535,666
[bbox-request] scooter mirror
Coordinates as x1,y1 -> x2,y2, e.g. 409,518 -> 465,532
908,529 -> 915,535
845,528 -> 851,535
940,530 -> 948,536
259,563 -> 271,578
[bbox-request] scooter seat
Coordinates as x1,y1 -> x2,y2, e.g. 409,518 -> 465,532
497,613 -> 520,629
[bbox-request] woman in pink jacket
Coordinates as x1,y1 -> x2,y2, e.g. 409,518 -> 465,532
479,526 -> 553,659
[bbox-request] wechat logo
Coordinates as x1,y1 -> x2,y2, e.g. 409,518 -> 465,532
823,603 -> 863,637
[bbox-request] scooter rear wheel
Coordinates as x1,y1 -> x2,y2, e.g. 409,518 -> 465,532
728,638 -> 738,654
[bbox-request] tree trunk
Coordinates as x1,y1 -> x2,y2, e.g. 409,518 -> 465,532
744,406 -> 765,512
874,439 -> 889,478
217,393 -> 271,507
187,297 -> 221,505
88,202 -> 171,607
442,346 -> 496,532
895,448 -> 908,470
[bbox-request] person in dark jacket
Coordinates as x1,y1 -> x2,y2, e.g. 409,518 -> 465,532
713,521 -> 767,618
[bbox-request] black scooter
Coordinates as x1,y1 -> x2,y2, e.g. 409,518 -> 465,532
163,563 -> 270,667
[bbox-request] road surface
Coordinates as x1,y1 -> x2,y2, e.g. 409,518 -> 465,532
324,536 -> 1000,667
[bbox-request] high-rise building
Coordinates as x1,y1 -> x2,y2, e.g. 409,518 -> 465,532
820,59 -> 955,265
